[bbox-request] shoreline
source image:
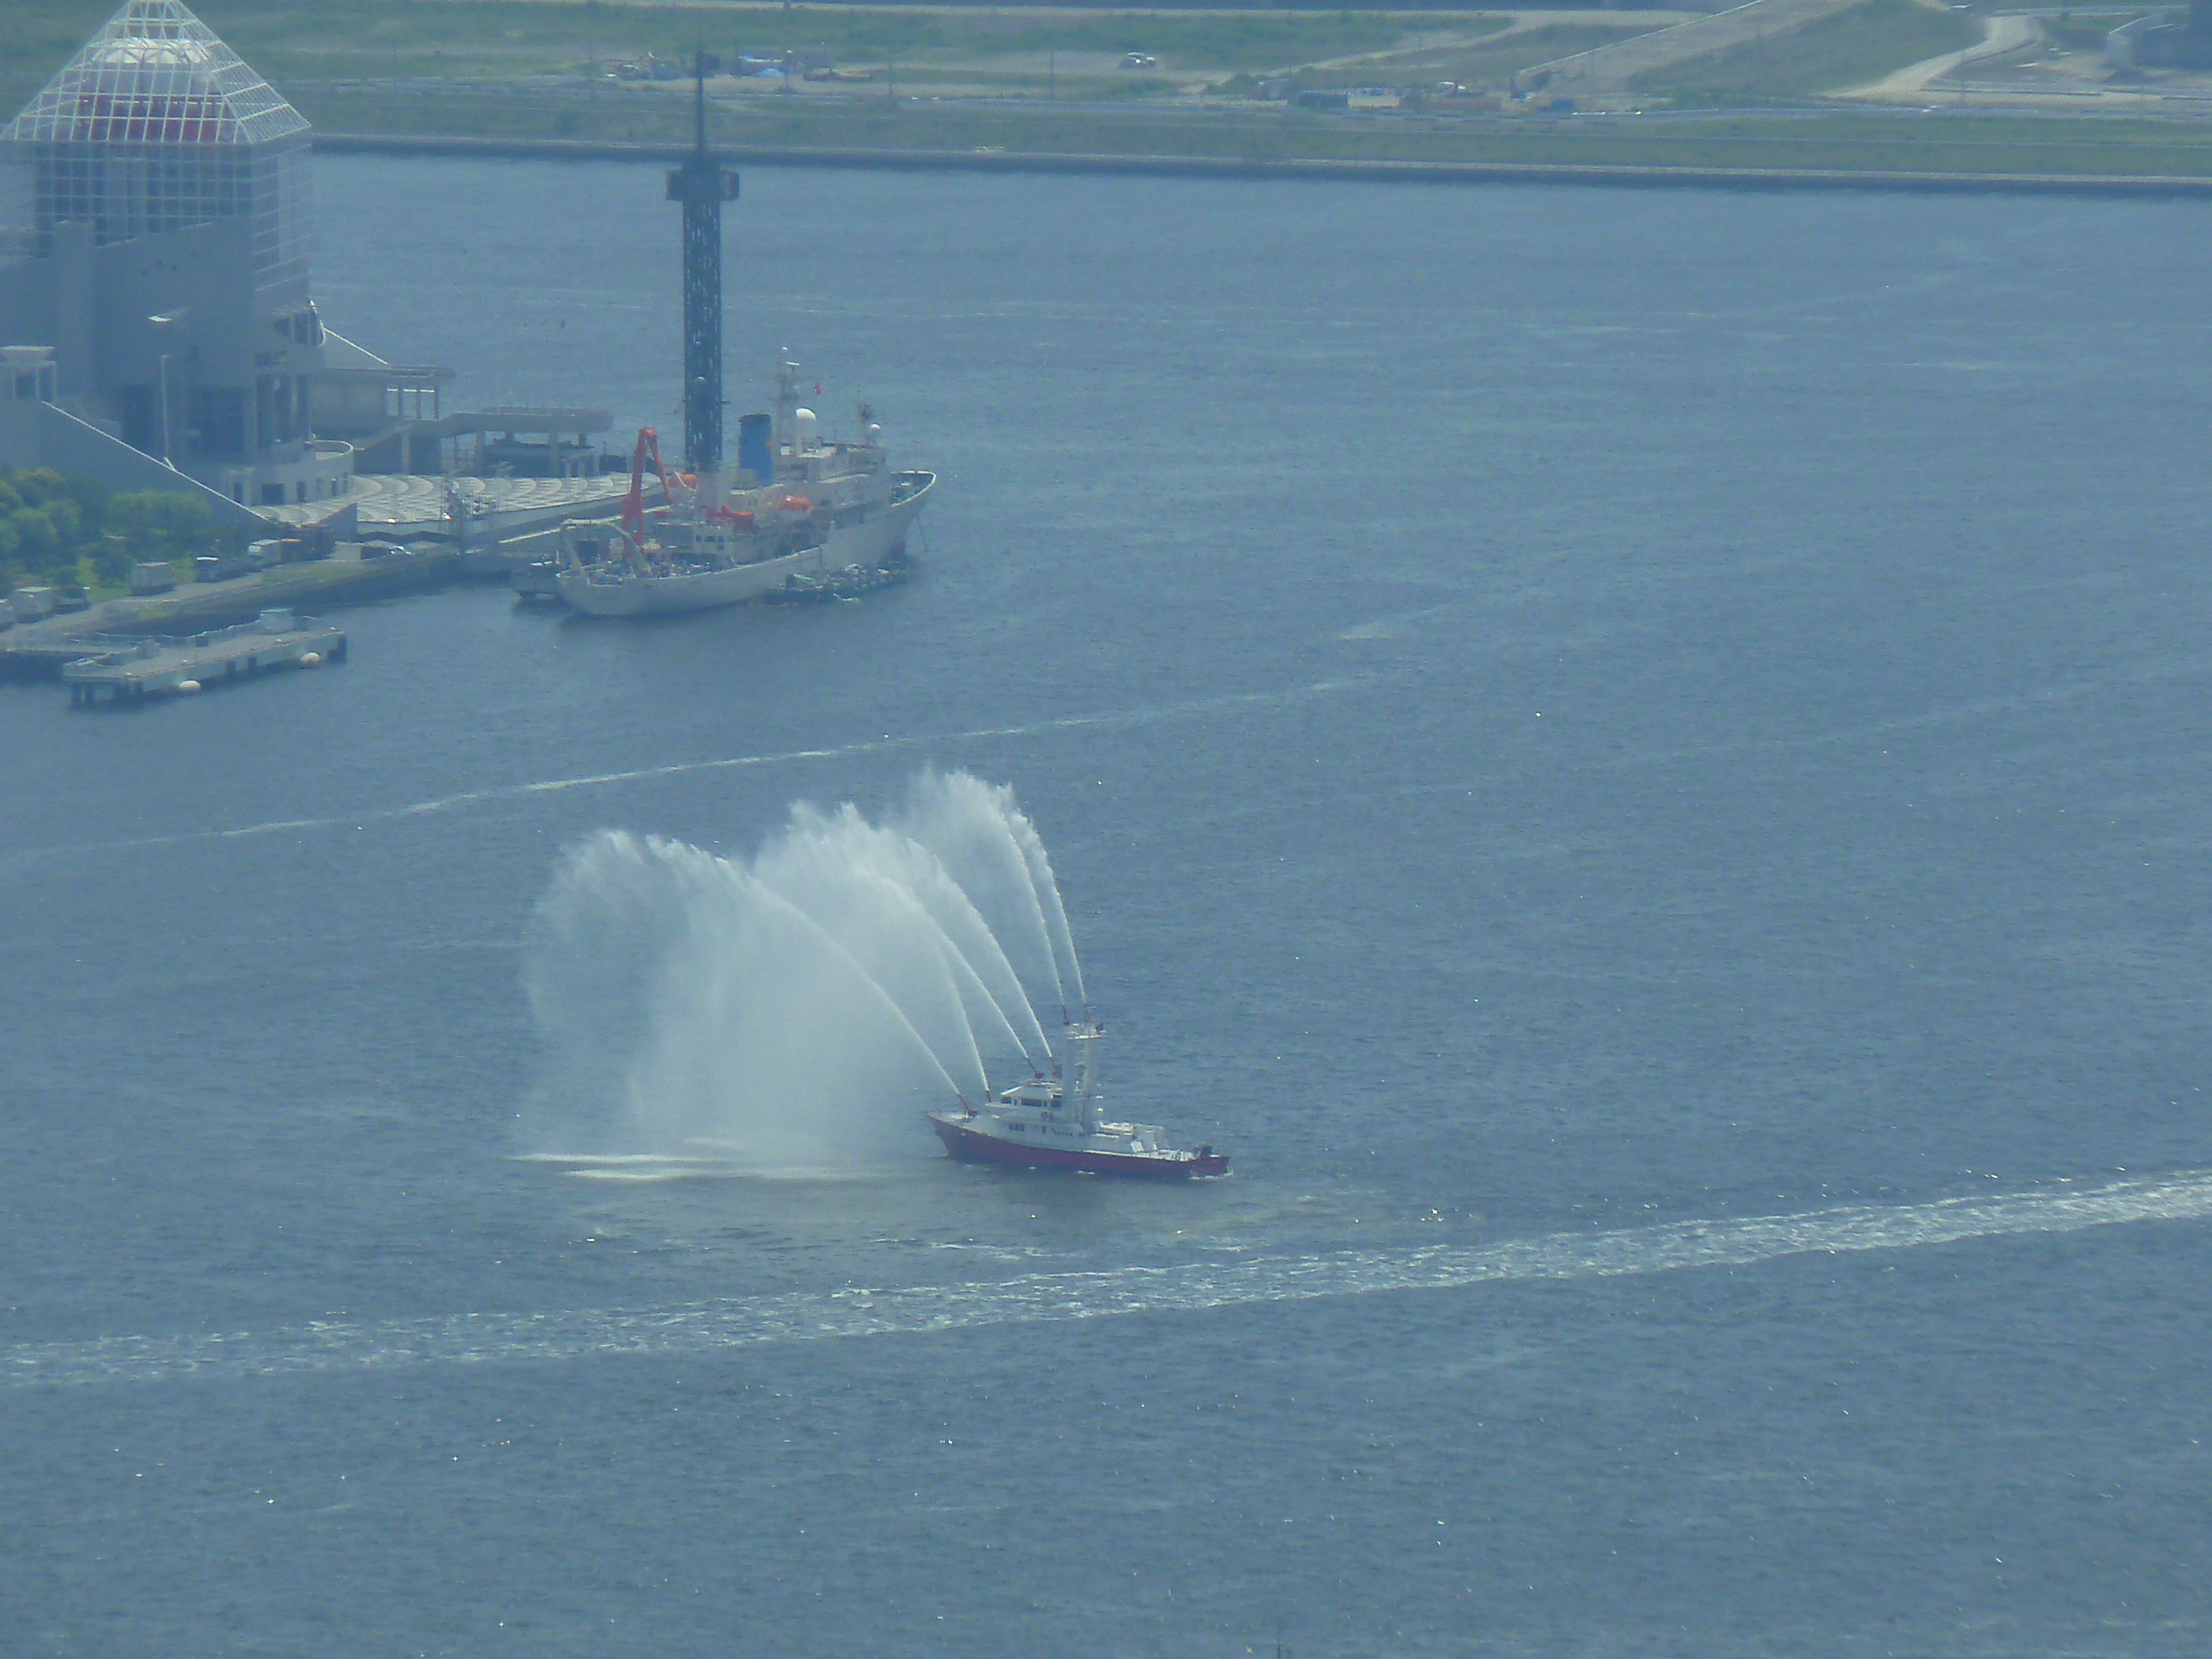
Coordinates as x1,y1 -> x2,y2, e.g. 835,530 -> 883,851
311,130 -> 2212,197
0,552 -> 462,681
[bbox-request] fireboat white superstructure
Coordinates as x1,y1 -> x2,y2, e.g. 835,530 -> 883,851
928,1023 -> 1229,1179
554,351 -> 933,618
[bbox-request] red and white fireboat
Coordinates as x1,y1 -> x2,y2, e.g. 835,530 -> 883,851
927,1022 -> 1228,1178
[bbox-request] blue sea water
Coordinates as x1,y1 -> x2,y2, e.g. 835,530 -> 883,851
3,159 -> 2211,1656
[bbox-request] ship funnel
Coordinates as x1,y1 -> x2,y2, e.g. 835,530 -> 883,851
737,413 -> 771,484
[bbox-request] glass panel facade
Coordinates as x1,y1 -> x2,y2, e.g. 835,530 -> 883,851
0,0 -> 310,279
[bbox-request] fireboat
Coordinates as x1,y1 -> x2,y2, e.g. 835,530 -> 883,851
927,1022 -> 1229,1178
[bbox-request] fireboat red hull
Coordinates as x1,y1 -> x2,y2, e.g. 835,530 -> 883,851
930,1113 -> 1228,1178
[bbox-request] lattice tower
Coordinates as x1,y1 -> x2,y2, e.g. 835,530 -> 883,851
664,59 -> 738,472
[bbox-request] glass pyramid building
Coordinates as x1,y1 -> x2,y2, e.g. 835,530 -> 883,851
0,0 -> 311,283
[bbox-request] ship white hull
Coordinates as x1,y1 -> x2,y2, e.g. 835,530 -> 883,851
556,473 -> 932,619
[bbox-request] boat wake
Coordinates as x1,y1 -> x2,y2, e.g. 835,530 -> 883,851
9,1171 -> 2207,1389
3,679 -> 1360,872
511,1150 -> 887,1185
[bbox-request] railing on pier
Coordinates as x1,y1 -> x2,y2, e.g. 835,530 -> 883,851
62,612 -> 331,677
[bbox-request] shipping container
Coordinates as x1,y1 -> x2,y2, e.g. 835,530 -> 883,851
8,586 -> 57,622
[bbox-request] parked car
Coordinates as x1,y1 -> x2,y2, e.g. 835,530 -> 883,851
1120,53 -> 1157,69
54,584 -> 90,612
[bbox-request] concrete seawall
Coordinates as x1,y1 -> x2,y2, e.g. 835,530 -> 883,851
311,131 -> 2212,199
1,550 -> 458,680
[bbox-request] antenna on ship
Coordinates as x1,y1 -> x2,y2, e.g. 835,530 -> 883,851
1062,1010 -> 1102,1135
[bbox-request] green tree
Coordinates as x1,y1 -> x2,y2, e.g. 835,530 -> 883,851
40,497 -> 82,546
0,478 -> 22,517
7,507 -> 58,571
7,467 -> 68,509
88,536 -> 133,589
104,491 -> 216,562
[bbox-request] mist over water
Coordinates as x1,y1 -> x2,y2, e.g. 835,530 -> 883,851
898,768 -> 1082,1019
521,770 -> 1084,1171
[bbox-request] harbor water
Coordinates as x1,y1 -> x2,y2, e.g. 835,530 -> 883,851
2,159 -> 2210,1655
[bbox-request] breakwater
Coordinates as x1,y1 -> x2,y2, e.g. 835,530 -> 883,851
312,130 -> 2212,199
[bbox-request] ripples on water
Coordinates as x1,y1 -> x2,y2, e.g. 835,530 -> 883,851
2,162 -> 2210,1655
12,1172 -> 2206,1388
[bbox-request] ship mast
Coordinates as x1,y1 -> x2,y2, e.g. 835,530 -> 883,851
770,347 -> 802,456
1066,1019 -> 1101,1135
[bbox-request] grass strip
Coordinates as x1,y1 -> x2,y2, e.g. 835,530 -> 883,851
298,84 -> 2212,178
1631,0 -> 1980,105
0,0 -> 1457,106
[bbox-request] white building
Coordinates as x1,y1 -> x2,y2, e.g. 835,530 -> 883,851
0,0 -> 353,511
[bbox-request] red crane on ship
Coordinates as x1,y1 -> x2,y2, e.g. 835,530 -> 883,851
620,426 -> 676,541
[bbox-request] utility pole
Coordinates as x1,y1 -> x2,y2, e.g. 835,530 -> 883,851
156,352 -> 173,465
148,310 -> 186,467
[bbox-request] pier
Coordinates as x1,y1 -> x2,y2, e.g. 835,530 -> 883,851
62,611 -> 345,707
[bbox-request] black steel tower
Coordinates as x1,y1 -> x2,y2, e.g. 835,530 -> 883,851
665,52 -> 739,471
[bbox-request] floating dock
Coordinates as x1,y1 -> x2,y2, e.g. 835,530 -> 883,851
1,549 -> 448,680
761,560 -> 912,606
62,610 -> 345,706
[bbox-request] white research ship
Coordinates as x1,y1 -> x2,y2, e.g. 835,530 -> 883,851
927,1023 -> 1230,1179
553,351 -> 934,618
